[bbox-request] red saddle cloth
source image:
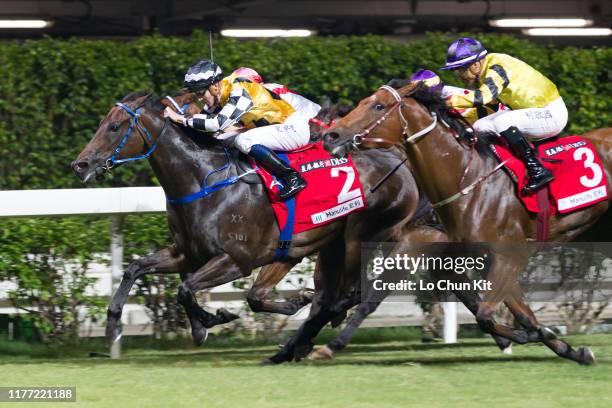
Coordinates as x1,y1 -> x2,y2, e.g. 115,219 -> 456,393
490,135 -> 608,214
254,142 -> 366,233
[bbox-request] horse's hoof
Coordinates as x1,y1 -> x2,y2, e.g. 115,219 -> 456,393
502,344 -> 513,355
216,308 -> 240,323
578,347 -> 596,366
309,346 -> 334,360
192,327 -> 209,347
493,335 -> 512,351
294,342 -> 314,361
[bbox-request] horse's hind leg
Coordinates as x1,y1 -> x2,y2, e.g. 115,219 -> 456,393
246,260 -> 314,315
437,270 -> 513,352
475,256 -> 535,345
447,283 -> 513,352
106,245 -> 189,344
177,253 -> 246,332
263,238 -> 346,364
504,290 -> 595,365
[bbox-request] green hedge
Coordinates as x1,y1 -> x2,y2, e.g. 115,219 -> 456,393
0,32 -> 609,339
0,32 -> 609,190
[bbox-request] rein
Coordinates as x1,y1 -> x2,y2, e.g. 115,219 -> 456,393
165,95 -> 190,115
165,148 -> 259,205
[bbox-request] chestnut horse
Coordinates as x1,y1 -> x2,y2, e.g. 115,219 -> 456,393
322,83 -> 612,365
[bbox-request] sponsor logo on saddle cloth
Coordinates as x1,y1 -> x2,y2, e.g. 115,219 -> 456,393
254,142 -> 366,233
490,135 -> 609,214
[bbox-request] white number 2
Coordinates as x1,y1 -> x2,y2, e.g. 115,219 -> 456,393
574,147 -> 603,188
331,166 -> 361,203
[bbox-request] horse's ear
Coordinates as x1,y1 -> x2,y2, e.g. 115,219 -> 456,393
398,82 -> 418,98
386,78 -> 411,89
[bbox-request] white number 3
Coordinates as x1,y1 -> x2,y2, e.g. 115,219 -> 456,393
331,166 -> 361,203
574,147 -> 603,188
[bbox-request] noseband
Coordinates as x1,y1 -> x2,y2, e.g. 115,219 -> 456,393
351,85 -> 437,147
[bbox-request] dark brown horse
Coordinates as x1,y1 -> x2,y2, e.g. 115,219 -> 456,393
72,90 -> 425,348
322,82 -> 612,365
159,93 -> 345,317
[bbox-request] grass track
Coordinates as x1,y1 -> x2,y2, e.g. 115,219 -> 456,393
1,334 -> 611,408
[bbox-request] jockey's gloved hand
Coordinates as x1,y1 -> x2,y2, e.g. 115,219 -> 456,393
163,107 -> 186,125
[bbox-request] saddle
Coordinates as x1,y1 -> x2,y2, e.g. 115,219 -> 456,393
215,133 -> 261,185
490,134 -> 608,215
229,148 -> 261,185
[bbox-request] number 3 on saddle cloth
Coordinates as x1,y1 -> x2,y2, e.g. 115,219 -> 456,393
490,135 -> 609,216
251,142 -> 366,259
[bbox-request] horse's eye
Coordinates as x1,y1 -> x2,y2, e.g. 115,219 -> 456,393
374,103 -> 385,111
109,122 -> 120,132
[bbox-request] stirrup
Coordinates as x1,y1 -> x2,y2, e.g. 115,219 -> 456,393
522,173 -> 554,195
278,176 -> 307,200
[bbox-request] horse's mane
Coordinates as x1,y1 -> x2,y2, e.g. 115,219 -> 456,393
386,80 -> 473,142
387,80 -> 495,158
309,102 -> 355,141
316,103 -> 354,122
120,90 -> 149,103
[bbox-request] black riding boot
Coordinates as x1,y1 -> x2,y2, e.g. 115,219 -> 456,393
248,144 -> 307,200
500,126 -> 554,195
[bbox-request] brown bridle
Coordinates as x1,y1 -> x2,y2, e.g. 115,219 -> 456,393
351,85 -> 438,148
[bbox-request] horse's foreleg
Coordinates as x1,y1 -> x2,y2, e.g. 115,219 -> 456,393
177,253 -> 246,331
106,245 -> 188,344
246,260 -> 314,315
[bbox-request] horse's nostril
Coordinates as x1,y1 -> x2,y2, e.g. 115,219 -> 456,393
74,161 -> 89,172
325,132 -> 340,141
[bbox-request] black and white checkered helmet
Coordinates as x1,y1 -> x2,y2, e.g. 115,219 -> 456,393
184,60 -> 223,91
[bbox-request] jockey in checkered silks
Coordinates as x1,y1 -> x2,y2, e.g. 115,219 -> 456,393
164,59 -> 309,200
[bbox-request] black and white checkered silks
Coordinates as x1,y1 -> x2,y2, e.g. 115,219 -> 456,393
186,88 -> 253,132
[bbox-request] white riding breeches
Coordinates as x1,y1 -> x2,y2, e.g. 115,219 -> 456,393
234,112 -> 311,153
473,97 -> 568,140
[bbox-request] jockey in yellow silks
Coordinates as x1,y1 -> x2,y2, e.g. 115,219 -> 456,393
409,69 -> 508,126
439,37 -> 568,195
164,60 -> 309,200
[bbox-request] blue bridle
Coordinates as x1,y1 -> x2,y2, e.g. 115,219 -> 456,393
106,99 -> 256,205
105,102 -> 160,169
